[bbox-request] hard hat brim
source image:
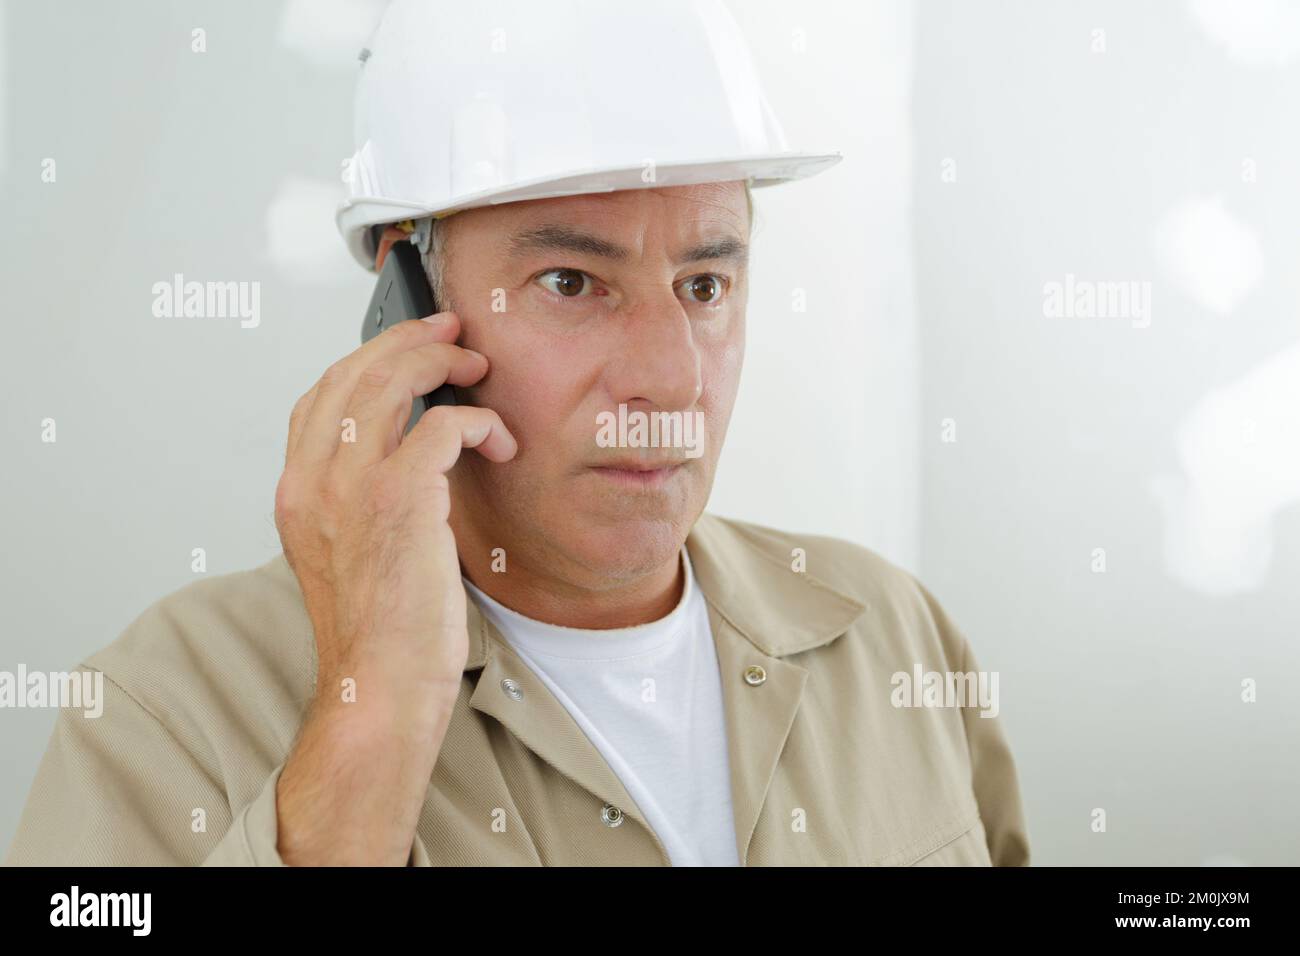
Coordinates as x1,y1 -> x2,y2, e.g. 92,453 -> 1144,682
337,150 -> 843,273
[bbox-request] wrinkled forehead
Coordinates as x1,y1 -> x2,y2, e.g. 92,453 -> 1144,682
448,181 -> 753,253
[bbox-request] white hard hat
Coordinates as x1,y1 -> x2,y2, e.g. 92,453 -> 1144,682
337,0 -> 843,271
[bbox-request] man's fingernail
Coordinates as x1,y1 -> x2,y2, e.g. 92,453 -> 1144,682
420,314 -> 446,324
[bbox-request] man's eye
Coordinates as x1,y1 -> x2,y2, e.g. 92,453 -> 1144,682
680,274 -> 727,304
536,268 -> 593,298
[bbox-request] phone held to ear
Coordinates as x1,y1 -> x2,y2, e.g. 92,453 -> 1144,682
361,240 -> 459,435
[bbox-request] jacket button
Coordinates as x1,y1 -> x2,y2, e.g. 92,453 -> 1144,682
500,678 -> 523,701
743,665 -> 767,686
600,804 -> 625,828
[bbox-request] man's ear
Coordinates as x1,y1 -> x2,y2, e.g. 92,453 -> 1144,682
373,224 -> 412,272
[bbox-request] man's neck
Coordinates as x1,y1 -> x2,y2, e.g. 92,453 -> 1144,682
454,524 -> 685,630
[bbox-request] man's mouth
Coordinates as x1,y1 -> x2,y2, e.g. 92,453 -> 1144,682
587,458 -> 687,488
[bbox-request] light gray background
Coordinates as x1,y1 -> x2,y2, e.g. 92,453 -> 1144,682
2,0 -> 1296,865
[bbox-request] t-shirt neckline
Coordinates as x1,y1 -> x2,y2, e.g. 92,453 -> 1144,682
462,548 -> 697,661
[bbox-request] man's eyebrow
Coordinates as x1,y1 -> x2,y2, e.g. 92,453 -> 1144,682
679,235 -> 749,265
506,225 -> 749,265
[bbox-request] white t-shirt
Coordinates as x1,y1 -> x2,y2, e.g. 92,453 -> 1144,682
462,548 -> 740,867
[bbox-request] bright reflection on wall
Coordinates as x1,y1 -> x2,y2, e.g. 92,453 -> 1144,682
1152,195 -> 1263,316
1152,341 -> 1300,595
1190,0 -> 1300,67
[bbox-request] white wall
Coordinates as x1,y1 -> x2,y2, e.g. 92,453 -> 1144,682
914,0 -> 1300,864
713,0 -> 919,568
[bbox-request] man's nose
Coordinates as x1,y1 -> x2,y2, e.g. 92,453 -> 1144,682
602,292 -> 704,412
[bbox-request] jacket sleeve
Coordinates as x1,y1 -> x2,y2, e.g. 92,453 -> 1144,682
200,754 -> 432,865
914,583 -> 1032,867
199,765 -> 289,866
4,667 -> 276,865
957,639 -> 1031,866
4,667 -> 432,867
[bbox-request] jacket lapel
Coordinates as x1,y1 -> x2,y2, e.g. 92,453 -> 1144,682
686,515 -> 867,865
704,602 -> 807,864
462,593 -> 671,862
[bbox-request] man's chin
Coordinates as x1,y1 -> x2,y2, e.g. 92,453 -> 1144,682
554,508 -> 694,584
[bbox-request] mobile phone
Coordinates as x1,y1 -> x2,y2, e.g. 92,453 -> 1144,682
361,239 -> 458,435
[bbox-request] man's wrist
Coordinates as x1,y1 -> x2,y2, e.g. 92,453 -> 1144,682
311,664 -> 461,732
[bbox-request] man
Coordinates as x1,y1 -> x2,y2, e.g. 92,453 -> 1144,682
6,0 -> 1028,866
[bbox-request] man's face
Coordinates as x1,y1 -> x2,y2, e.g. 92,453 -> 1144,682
442,181 -> 750,586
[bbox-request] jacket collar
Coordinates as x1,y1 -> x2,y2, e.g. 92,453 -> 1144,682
458,512 -> 868,865
461,511 -> 867,671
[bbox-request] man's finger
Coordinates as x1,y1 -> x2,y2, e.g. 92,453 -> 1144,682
340,344 -> 492,464
295,314 -> 460,464
389,404 -> 518,485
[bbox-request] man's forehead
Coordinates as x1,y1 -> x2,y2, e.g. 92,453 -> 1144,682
485,183 -> 750,264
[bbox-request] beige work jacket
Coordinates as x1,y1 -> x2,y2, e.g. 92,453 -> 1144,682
5,513 -> 1030,866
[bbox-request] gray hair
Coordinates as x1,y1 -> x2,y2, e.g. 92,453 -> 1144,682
419,217 -> 452,313
415,180 -> 755,315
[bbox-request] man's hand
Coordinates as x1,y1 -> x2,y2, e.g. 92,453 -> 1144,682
271,311 -> 517,865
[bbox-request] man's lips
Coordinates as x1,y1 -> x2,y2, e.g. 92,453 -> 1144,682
587,459 -> 687,488
592,457 -> 686,471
